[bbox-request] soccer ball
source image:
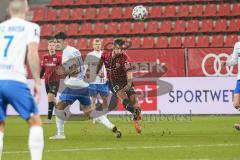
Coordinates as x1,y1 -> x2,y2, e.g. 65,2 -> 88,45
132,5 -> 148,20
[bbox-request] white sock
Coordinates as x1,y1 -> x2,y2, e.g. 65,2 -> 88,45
56,116 -> 64,135
28,126 -> 44,160
96,115 -> 115,130
0,131 -> 4,160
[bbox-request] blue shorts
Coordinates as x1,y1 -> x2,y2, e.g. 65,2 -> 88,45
88,83 -> 109,97
59,87 -> 91,106
234,80 -> 240,93
0,80 -> 38,121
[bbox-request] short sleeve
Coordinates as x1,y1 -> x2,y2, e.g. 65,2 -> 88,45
26,23 -> 40,44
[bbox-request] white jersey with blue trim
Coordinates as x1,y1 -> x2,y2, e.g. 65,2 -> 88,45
226,42 -> 240,79
85,50 -> 107,84
62,45 -> 84,80
0,17 -> 40,83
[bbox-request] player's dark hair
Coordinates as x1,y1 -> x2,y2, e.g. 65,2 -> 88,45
114,39 -> 125,47
54,32 -> 67,40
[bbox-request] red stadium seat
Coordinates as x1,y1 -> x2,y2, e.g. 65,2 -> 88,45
132,22 -> 145,34
225,34 -> 238,47
55,24 -> 66,33
196,35 -> 210,47
45,9 -> 57,21
118,22 -> 132,34
149,6 -> 162,18
176,5 -> 189,17
33,8 -> 45,21
159,21 -> 172,33
162,5 -> 176,17
145,21 -> 159,34
172,20 -> 186,33
75,0 -> 88,5
41,24 -> 53,36
190,4 -> 203,17
76,39 -> 89,50
80,23 -> 92,35
93,23 -> 106,35
58,9 -> 70,21
130,37 -> 141,49
203,4 -> 217,16
97,7 -> 110,19
218,3 -> 230,16
211,35 -> 224,47
110,7 -> 123,19
70,8 -> 84,20
67,23 -> 79,36
50,0 -> 62,6
83,8 -> 97,20
169,36 -> 182,48
105,22 -> 119,35
62,0 -> 74,6
183,36 -> 196,47
142,37 -> 155,48
123,7 -> 133,19
230,3 -> 240,16
101,0 -> 113,4
214,19 -> 227,32
88,0 -> 101,5
185,20 -> 199,32
67,39 -> 76,47
200,19 -> 213,32
228,19 -> 240,31
39,39 -> 48,50
155,36 -> 169,48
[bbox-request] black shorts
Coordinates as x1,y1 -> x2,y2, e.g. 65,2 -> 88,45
107,81 -> 136,97
45,82 -> 59,96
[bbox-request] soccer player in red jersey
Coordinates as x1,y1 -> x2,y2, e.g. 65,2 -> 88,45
96,39 -> 142,133
40,39 -> 62,123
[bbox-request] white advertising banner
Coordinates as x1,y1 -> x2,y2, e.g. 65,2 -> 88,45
6,77 -> 240,115
158,77 -> 239,114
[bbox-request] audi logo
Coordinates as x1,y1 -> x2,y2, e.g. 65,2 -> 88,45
201,53 -> 235,76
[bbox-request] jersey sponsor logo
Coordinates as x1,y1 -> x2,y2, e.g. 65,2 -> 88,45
201,53 -> 235,76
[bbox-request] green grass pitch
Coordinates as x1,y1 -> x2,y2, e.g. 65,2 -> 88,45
2,115 -> 240,160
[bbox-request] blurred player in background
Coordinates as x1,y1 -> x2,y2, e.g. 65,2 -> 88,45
85,38 -> 121,137
97,38 -> 142,134
0,0 -> 43,159
50,32 -> 121,139
222,42 -> 240,130
40,39 -> 62,124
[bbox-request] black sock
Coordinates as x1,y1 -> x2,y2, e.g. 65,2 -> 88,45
48,102 -> 55,120
122,99 -> 135,113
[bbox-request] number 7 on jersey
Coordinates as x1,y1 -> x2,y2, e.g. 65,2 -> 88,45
2,35 -> 14,58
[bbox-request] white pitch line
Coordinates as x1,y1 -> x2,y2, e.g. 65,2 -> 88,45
3,143 -> 240,155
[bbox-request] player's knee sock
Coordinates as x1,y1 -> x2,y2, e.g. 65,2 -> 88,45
48,102 -> 55,120
122,99 -> 135,113
0,131 -> 4,159
28,126 -> 44,160
95,115 -> 115,130
56,116 -> 64,135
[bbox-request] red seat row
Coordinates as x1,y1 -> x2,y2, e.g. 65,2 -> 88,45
49,0 -> 230,6
40,19 -> 240,37
33,3 -> 240,22
39,34 -> 239,51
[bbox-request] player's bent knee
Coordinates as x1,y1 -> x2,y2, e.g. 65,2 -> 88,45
48,93 -> 56,102
55,108 -> 71,121
56,101 -> 69,110
82,105 -> 94,115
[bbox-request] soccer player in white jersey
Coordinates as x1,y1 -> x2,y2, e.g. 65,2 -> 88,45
50,33 -> 121,139
85,38 -> 121,137
0,0 -> 43,160
222,42 -> 240,130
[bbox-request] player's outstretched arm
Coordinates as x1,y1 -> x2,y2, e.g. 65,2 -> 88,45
28,42 -> 41,102
225,42 -> 240,66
